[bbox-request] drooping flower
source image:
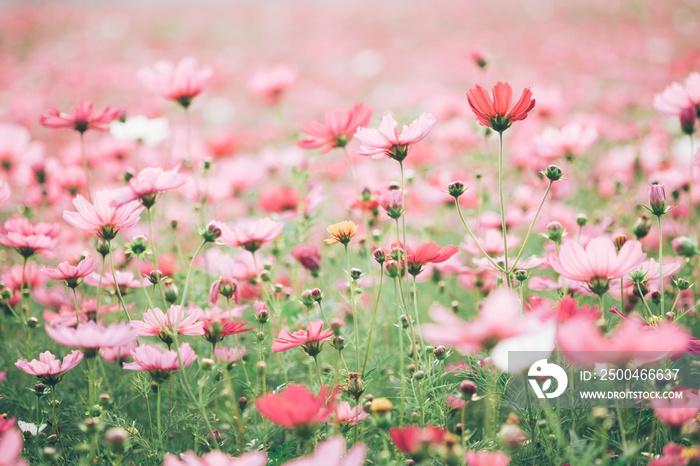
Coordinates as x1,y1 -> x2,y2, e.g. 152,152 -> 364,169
111,165 -> 189,208
139,57 -> 213,108
163,450 -> 267,466
550,237 -> 646,296
354,113 -> 435,161
297,103 -> 373,154
465,450 -> 511,466
325,221 -> 358,245
466,82 -> 535,132
63,189 -> 144,241
123,343 -> 197,382
272,320 -> 335,356
649,390 -> 700,427
283,436 -> 366,466
40,100 -> 123,133
45,321 -> 138,356
220,218 -> 284,253
255,384 -> 337,428
131,305 -> 204,345
15,350 -> 83,385
41,257 -> 98,288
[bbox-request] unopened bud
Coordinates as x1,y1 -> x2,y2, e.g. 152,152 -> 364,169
311,288 -> 323,302
648,183 -> 667,216
400,315 -> 409,329
433,345 -> 447,360
330,318 -> 344,335
300,289 -> 315,306
514,270 -> 529,282
163,279 -> 178,304
27,317 -> 39,328
239,397 -> 248,410
633,214 -> 652,239
148,269 -> 163,285
459,380 -> 478,397
105,427 -> 129,444
614,234 -> 627,251
96,239 -> 110,257
680,106 -> 697,135
543,165 -> 564,182
576,214 -> 588,227
446,181 -> 467,198
350,268 -> 362,280
202,222 -> 222,242
373,248 -> 386,264
546,221 -> 565,243
333,336 -> 345,351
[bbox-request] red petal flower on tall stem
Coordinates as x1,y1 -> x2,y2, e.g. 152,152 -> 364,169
15,350 -> 84,386
297,103 -> 373,154
255,384 -> 338,428
139,57 -> 212,108
354,113 -> 435,161
63,189 -> 144,241
467,82 -> 535,132
272,320 -> 334,356
402,241 -> 459,276
40,101 -> 123,133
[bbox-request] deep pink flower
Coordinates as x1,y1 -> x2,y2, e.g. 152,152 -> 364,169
111,165 -> 189,208
131,305 -> 204,344
467,82 -> 535,132
403,241 -> 459,276
41,257 -> 98,288
220,218 -> 284,253
123,343 -> 197,380
255,384 -> 337,428
390,425 -> 447,456
139,57 -> 212,108
284,436 -> 366,466
40,100 -> 123,133
649,390 -> 700,427
329,402 -> 369,426
446,395 -> 467,411
63,189 -> 144,241
200,307 -> 253,345
291,244 -> 322,274
163,450 -> 267,466
355,113 -> 435,161
648,443 -> 698,466
550,237 -> 646,296
45,321 -> 137,354
0,424 -> 28,466
465,450 -> 511,466
297,103 -> 373,154
272,320 -> 334,356
15,350 -> 83,385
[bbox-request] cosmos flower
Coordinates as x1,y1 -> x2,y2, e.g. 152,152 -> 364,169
63,189 -> 144,241
325,221 -> 358,245
139,57 -> 212,108
220,218 -> 284,253
284,436 -> 366,466
255,384 -> 337,428
290,244 -> 322,274
123,343 -> 197,381
110,165 -> 189,208
40,100 -> 123,133
465,450 -> 511,466
272,321 -> 334,356
163,450 -> 267,466
15,350 -> 84,385
649,390 -> 700,427
45,321 -> 137,355
131,305 -> 205,344
390,425 -> 447,456
467,82 -> 535,132
329,402 -> 369,426
41,257 -> 98,288
297,103 -> 373,153
354,113 -> 435,161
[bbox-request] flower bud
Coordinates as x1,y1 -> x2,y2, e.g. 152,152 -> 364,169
370,397 -> 393,414
330,318 -> 344,335
680,106 -> 697,135
163,278 -> 178,304
373,248 -> 386,264
633,214 -> 652,239
333,336 -> 345,351
273,283 -> 284,293
202,222 -> 222,242
648,183 -> 667,216
105,427 -> 129,444
514,270 -> 529,282
546,221 -> 565,244
498,413 -> 526,448
239,397 -> 248,410
446,181 -> 467,198
384,259 -> 401,278
206,429 -> 221,444
400,314 -> 409,329
576,214 -> 588,227
459,380 -> 478,397
433,345 -> 447,360
34,384 -> 46,395
300,289 -> 315,307
128,235 -> 149,257
543,164 -> 564,182
413,370 -> 425,381
27,317 -> 39,328
350,268 -> 362,280
675,278 -> 692,291
311,288 -> 323,302
614,234 -> 627,251
256,331 -> 265,342
673,236 -> 699,258
344,372 -> 366,400
96,239 -> 111,257
148,269 -> 163,285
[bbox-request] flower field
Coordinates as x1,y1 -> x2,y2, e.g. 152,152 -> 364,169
1,1 -> 700,465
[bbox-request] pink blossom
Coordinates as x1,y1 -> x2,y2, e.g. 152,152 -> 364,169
164,450 -> 267,466
290,244 -> 322,274
534,122 -> 598,160
403,241 -> 459,276
41,257 -> 98,288
139,57 -> 212,108
45,321 -> 137,353
40,100 -> 123,133
272,320 -> 334,355
465,450 -> 511,466
63,189 -> 144,240
467,82 -> 535,132
649,390 -> 700,427
249,64 -> 297,105
329,402 -> 369,426
0,425 -> 28,466
653,72 -> 700,117
15,350 -> 83,385
284,436 -> 366,466
0,216 -> 59,258
461,229 -> 521,256
220,217 -> 284,253
375,188 -> 404,219
214,346 -> 246,366
297,103 -> 373,154
354,113 -> 435,161
84,270 -> 147,290
131,305 -> 205,343
111,165 -> 189,207
123,343 -> 197,379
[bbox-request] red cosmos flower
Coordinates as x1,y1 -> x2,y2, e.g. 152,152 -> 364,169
111,165 -> 189,208
392,241 -> 459,276
40,100 -> 123,133
41,257 -> 98,289
15,350 -> 84,385
272,320 -> 335,356
291,244 -> 322,275
255,384 -> 338,428
63,189 -> 144,241
466,82 -> 535,132
200,307 -> 253,345
139,57 -> 213,108
390,425 -> 447,456
297,103 -> 373,154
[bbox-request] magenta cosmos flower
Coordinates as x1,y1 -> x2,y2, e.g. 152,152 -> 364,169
649,390 -> 700,427
123,343 -> 197,382
550,237 -> 646,296
46,321 -> 137,356
297,103 -> 373,154
164,450 -> 267,466
467,82 -> 535,132
40,100 -> 123,133
200,307 -> 253,345
284,436 -> 366,466
220,217 -> 284,253
139,57 -> 212,108
354,113 -> 435,161
131,305 -> 204,346
41,257 -> 98,289
15,350 -> 83,385
272,321 -> 334,356
111,165 -> 189,208
63,189 -> 144,241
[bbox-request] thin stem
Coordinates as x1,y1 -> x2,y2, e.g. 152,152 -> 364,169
411,276 -> 424,348
615,398 -> 628,452
394,279 -> 406,427
87,357 -> 95,406
50,386 -> 66,453
157,384 -> 162,446
345,244 -> 360,372
658,216 -> 664,313
510,181 -> 553,270
620,278 -> 624,314
108,241 -> 131,321
637,282 -> 653,318
497,131 -> 511,289
669,289 -> 682,316
80,132 -> 92,202
454,199 -> 503,272
72,287 -> 81,324
689,134 -> 695,234
313,356 -> 323,387
399,162 -> 410,302
361,268 -> 384,376
180,240 -> 207,307
95,255 -> 105,318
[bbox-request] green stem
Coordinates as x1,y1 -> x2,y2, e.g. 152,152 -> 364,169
108,241 -> 131,321
669,289 -> 681,316
95,255 -> 105,318
411,276 -> 424,348
72,287 -> 81,324
399,162 -> 410,304
87,357 -> 95,406
157,384 -> 162,445
50,386 -> 65,452
637,282 -> 653,318
689,134 -> 695,234
345,244 -> 360,372
80,131 -> 92,202
180,240 -> 207,307
510,181 -> 553,271
313,356 -> 323,387
361,268 -> 384,376
455,199 -> 503,272
497,131 -> 511,289
658,216 -> 664,313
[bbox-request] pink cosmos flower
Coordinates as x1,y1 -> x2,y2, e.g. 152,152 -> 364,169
654,72 -> 700,117
255,384 -> 337,428
220,218 -> 284,253
297,103 -> 373,154
15,350 -> 83,385
390,425 -> 447,455
649,390 -> 700,427
214,346 -> 246,366
84,270 -> 147,292
139,57 -> 213,108
0,423 -> 28,466
354,113 -> 435,161
163,450 -> 267,466
467,82 -> 535,132
63,189 -> 144,241
200,307 -> 253,345
446,395 -> 467,410
249,64 -> 298,105
40,101 -> 123,133
291,244 -> 322,275
465,450 -> 511,466
100,340 -> 137,364
209,255 -> 242,305
45,321 -> 137,354
534,122 -> 598,160
272,320 -> 334,356
284,436 -> 366,466
0,181 -> 9,203
329,402 -> 369,426
41,257 -> 98,288
550,237 -> 646,296
649,442 -> 697,466
403,241 -> 459,276
375,188 -> 405,219
0,216 -> 60,258
110,165 -> 189,208
131,305 -> 204,344
123,343 -> 197,380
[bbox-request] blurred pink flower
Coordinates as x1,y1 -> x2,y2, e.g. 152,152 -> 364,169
375,188 -> 404,219
0,424 -> 28,466
100,340 -> 137,363
40,100 -> 123,133
200,307 -> 253,345
297,103 -> 373,154
291,244 -> 322,274
255,384 -> 337,428
461,229 -> 520,256
45,321 -> 137,354
467,82 -> 535,132
284,436 -> 366,466
534,122 -> 598,160
272,320 -> 334,355
221,217 -> 284,253
0,216 -> 59,258
41,257 -> 98,288
649,390 -> 700,427
653,72 -> 700,117
111,165 -> 189,208
446,395 -> 467,411
249,64 -> 297,105
390,425 -> 446,455
164,450 -> 267,466
465,450 -> 511,466
131,305 -> 204,343
123,343 -> 197,379
63,189 -> 144,241
139,57 -> 212,108
354,113 -> 435,161
84,270 -> 146,290
214,346 -> 246,366
15,350 -> 83,385
330,402 -> 369,426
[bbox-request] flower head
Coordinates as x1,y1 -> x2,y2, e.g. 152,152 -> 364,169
291,244 -> 322,274
467,82 -> 535,132
272,321 -> 334,356
15,350 -> 83,385
329,402 -> 369,427
375,188 -> 405,219
649,390 -> 700,427
111,165 -> 189,208
465,450 -> 511,466
403,241 -> 459,276
41,257 -> 98,288
284,436 -> 366,466
297,103 -> 373,154
40,101 -> 123,133
63,190 -> 144,241
123,343 -> 197,382
390,425 -> 447,458
131,305 -> 204,345
163,450 -> 267,466
325,221 -> 358,245
354,113 -> 435,161
200,307 -> 253,345
248,64 -> 297,105
255,384 -> 337,428
0,216 -> 60,258
46,321 -> 137,356
214,346 -> 246,368
220,218 -> 284,253
139,57 -> 212,108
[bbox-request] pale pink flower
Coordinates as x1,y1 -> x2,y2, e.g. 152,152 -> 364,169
139,57 -> 212,108
550,237 -> 646,295
649,390 -> 700,427
100,340 -> 137,363
283,436 -> 366,466
15,350 -> 83,385
465,450 -> 511,466
0,425 -> 28,466
123,343 -> 197,378
0,216 -> 59,258
40,101 -> 123,133
329,402 -> 369,426
0,181 -> 9,203
84,270 -> 147,290
111,165 -> 189,208
375,188 -> 404,219
41,257 -> 98,288
249,64 -> 297,105
609,257 -> 683,293
63,189 -> 144,240
272,320 -> 334,355
220,218 -> 284,253
131,305 -> 204,343
214,346 -> 246,366
354,113 -> 436,161
0,123 -> 43,175
534,122 -> 598,160
654,72 -> 700,117
297,103 -> 373,153
45,321 -> 137,353
163,450 -> 267,466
